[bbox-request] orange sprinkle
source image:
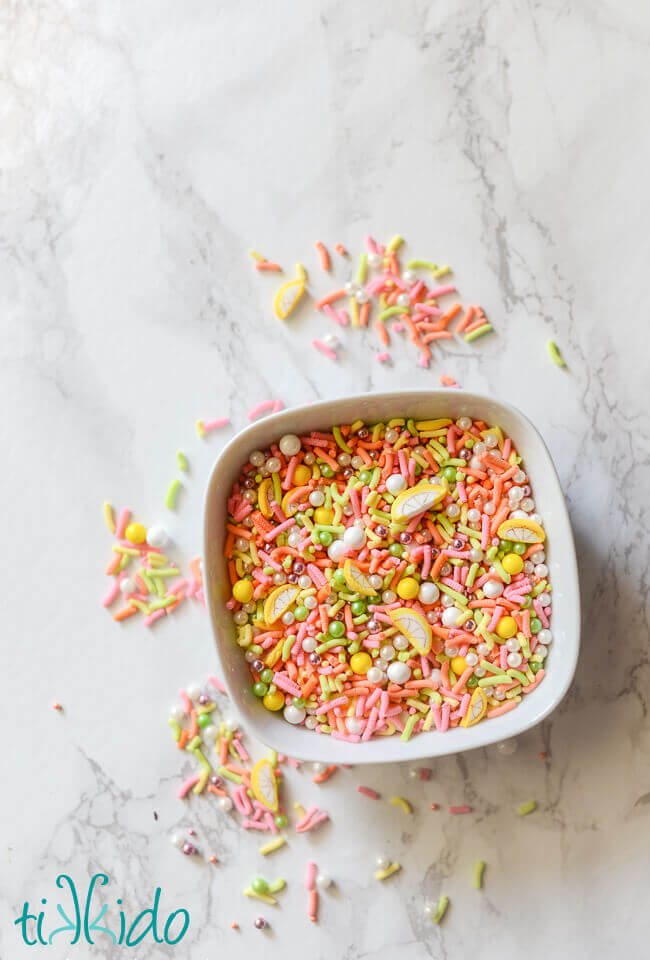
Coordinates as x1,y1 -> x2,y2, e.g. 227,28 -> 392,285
374,321 -> 390,347
316,242 -> 330,271
334,243 -> 348,256
113,605 -> 137,622
255,260 -> 281,271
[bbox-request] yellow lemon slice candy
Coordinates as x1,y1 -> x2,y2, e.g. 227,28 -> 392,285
257,477 -> 274,518
460,688 -> 488,727
263,584 -> 300,624
390,481 -> 447,523
274,279 -> 306,320
251,758 -> 278,811
497,517 -> 546,544
343,559 -> 375,597
387,607 -> 432,656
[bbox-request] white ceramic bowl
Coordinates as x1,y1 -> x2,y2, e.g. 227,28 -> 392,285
204,390 -> 580,764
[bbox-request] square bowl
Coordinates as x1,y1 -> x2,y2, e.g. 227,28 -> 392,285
204,390 -> 580,764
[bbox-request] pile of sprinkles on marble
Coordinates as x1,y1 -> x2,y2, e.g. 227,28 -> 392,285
224,416 -> 553,741
256,233 -> 494,369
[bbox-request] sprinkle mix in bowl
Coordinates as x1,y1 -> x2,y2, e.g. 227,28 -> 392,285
223,416 -> 552,743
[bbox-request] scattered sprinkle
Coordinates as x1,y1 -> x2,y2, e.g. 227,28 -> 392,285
375,861 -> 402,881
176,451 -> 188,471
517,800 -> 537,816
316,241 -> 330,271
357,786 -> 380,799
103,502 -> 116,533
165,478 -> 182,510
546,339 -> 566,367
448,805 -> 472,815
389,796 -> 412,815
52,702 -> 63,711
432,895 -> 449,924
473,860 -> 486,889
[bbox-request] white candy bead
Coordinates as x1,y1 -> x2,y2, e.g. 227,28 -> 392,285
387,661 -> 411,684
316,872 -> 333,890
346,717 -> 364,735
218,796 -> 233,812
203,725 -> 218,740
343,524 -> 365,550
538,629 -> 552,645
366,667 -> 384,685
380,644 -> 395,661
120,578 -> 137,594
284,705 -> 306,725
312,762 -> 326,775
506,652 -> 522,668
369,574 -> 383,590
457,416 -> 472,431
309,490 -> 325,507
376,855 -> 390,870
249,450 -> 265,467
386,473 -> 407,496
483,580 -> 504,599
441,606 -> 463,627
170,832 -> 185,847
396,292 -> 411,307
328,540 -> 346,562
187,685 -> 202,701
302,636 -> 317,652
170,704 -> 186,721
429,668 -> 442,686
418,582 -> 439,605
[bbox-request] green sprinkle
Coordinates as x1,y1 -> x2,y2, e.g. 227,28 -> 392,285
379,306 -> 409,322
466,562 -> 479,589
479,659 -> 506,676
473,861 -> 486,890
267,877 -> 286,894
437,582 -> 468,607
432,895 -> 449,924
400,714 -> 418,742
186,735 -> 201,751
507,668 -> 529,686
176,451 -> 188,471
333,425 -> 352,454
546,339 -> 566,367
282,636 -> 294,661
517,800 -> 537,816
464,323 -> 493,342
191,746 -> 211,771
218,766 -> 243,784
165,478 -> 181,510
168,718 -> 181,742
478,675 -> 510,687
406,259 -> 436,270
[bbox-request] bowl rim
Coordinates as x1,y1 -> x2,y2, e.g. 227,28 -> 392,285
203,388 -> 580,764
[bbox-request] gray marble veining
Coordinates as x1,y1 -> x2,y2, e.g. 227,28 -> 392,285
2,1 -> 649,957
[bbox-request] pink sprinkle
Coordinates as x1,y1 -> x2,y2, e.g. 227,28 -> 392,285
203,417 -> 229,431
272,399 -> 283,413
392,321 -> 405,332
357,785 -> 380,799
102,573 -> 124,607
247,400 -> 275,421
429,284 -> 456,298
305,861 -> 317,890
177,774 -> 200,799
312,339 -> 337,360
448,805 -> 473,814
143,609 -> 166,626
208,675 -> 228,695
376,351 -> 390,363
115,507 -> 130,539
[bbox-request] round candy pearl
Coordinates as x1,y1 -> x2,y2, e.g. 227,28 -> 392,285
344,280 -> 358,295
408,766 -> 420,779
218,796 -> 233,812
469,548 -> 484,563
464,652 -> 479,667
323,333 -> 339,348
343,524 -> 365,550
328,540 -> 346,562
446,503 -> 460,519
538,629 -> 552,645
233,610 -> 248,626
393,634 -> 409,651
496,739 -> 518,756
366,667 -> 384,685
249,450 -> 265,467
309,490 -> 325,507
266,457 -> 281,473
534,563 -> 549,578
170,832 -> 184,847
346,717 -> 364,735
386,474 -> 407,496
402,269 -> 416,284
396,292 -> 411,307
376,855 -> 390,870
418,582 -> 439,605
355,289 -> 369,304
536,646 -> 548,660
279,434 -> 301,456
429,668 -> 442,686
284,704 -> 306,725
182,842 -> 196,856
505,637 -> 521,653
254,916 -> 267,930
316,872 -> 333,890
474,666 -> 486,678
382,590 -> 396,604
304,596 -> 318,610
477,643 -> 490,657
457,416 -> 472,431
312,762 -> 326,774
467,508 -> 481,524
446,645 -> 458,657
203,724 -> 218,740
367,252 -> 381,267
298,575 -> 312,589
187,684 -> 201,701
380,644 -> 395,661
287,532 -> 301,548
375,659 -> 388,671
483,579 -> 504,599
282,611 -> 295,626
120,578 -> 137,594
506,652 -> 522,668
441,594 -> 454,608
483,500 -> 496,515
387,661 -> 411,684
538,592 -> 551,607
441,606 -> 463,627
369,574 -> 383,590
170,703 -> 186,721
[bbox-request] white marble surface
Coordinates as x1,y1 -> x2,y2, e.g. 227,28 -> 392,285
2,1 -> 650,957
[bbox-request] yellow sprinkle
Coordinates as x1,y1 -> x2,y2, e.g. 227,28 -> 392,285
389,796 -> 412,815
374,862 -> 402,881
259,836 -> 286,856
249,249 -> 265,261
349,297 -> 360,327
517,800 -> 537,816
294,802 -> 306,818
244,888 -> 277,905
386,234 -> 404,253
296,262 -> 307,282
103,502 -> 115,534
196,419 -> 206,438
192,768 -> 209,794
